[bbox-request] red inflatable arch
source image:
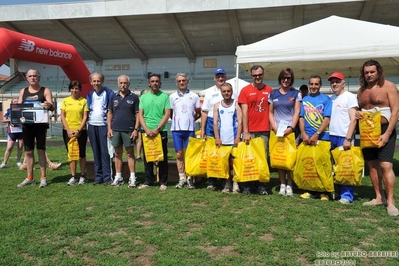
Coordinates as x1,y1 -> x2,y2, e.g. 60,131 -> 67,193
0,28 -> 91,97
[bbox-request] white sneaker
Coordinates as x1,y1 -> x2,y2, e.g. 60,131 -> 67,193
16,162 -> 22,167
339,198 -> 351,204
17,178 -> 36,187
187,178 -> 195,189
222,180 -> 231,193
232,181 -> 240,194
128,178 -> 136,188
175,179 -> 185,189
111,177 -> 124,186
0,163 -> 6,169
67,177 -> 78,186
278,184 -> 286,196
39,178 -> 47,188
286,185 -> 294,197
78,177 -> 86,185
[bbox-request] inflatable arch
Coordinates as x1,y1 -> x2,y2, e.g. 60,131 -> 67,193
0,28 -> 91,97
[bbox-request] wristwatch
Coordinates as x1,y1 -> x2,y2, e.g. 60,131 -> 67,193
157,126 -> 161,131
316,131 -> 321,135
287,126 -> 294,130
345,137 -> 352,142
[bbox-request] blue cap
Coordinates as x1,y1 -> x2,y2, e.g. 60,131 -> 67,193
214,68 -> 226,75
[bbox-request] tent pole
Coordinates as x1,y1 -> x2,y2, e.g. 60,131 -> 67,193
235,63 -> 239,94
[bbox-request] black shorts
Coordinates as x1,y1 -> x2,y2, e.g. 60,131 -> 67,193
362,123 -> 396,163
22,124 -> 47,151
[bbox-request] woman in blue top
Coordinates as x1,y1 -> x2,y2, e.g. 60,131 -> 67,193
269,68 -> 301,196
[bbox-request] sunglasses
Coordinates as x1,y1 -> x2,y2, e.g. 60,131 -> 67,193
251,74 -> 263,78
281,77 -> 292,80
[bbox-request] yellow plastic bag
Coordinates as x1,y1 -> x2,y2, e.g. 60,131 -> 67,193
331,146 -> 364,186
67,137 -> 79,162
206,143 -> 232,179
359,110 -> 381,149
231,137 -> 270,183
142,133 -> 164,162
269,131 -> 296,170
185,137 -> 210,177
293,141 -> 334,192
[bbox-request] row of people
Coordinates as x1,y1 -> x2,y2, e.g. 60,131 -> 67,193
12,60 -> 398,217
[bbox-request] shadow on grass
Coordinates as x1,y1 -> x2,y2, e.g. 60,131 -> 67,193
50,173 -> 73,184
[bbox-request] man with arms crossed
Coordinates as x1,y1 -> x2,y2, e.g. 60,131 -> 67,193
238,65 -> 272,195
170,73 -> 201,189
107,75 -> 140,188
357,60 -> 399,216
17,69 -> 54,188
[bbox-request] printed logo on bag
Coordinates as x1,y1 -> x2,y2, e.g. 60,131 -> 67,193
209,152 -> 220,163
243,155 -> 255,167
147,138 -> 158,150
302,156 -> 315,171
275,142 -> 287,152
340,154 -> 353,168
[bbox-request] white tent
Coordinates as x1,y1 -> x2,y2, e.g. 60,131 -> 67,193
235,16 -> 399,80
198,77 -> 250,97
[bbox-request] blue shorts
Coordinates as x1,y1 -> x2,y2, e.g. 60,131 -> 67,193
329,135 -> 345,150
8,132 -> 23,142
205,117 -> 215,137
172,131 -> 195,151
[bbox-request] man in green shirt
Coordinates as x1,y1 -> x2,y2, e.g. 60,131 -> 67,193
138,73 -> 171,190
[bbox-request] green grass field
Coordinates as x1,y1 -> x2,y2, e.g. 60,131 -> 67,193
0,142 -> 398,266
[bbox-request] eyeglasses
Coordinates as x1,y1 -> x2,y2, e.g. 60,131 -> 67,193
282,77 -> 292,80
177,79 -> 187,83
251,74 -> 264,78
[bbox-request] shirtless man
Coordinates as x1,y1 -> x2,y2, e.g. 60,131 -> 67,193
357,59 -> 399,216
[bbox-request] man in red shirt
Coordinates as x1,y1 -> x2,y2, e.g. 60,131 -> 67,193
238,65 -> 273,195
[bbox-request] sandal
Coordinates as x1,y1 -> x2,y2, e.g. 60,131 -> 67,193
159,184 -> 167,191
138,184 -> 149,189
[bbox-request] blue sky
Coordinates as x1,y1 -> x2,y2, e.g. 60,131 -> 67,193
0,65 -> 10,76
2,0 -> 89,5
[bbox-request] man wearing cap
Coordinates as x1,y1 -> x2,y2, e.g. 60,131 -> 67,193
357,59 -> 399,216
200,67 -> 237,189
328,71 -> 358,204
238,65 -> 273,195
